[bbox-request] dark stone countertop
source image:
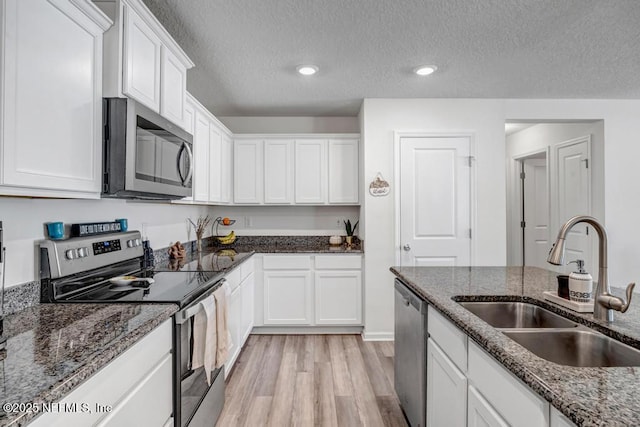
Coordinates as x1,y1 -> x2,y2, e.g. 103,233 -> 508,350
390,266 -> 640,427
212,235 -> 363,254
0,303 -> 177,427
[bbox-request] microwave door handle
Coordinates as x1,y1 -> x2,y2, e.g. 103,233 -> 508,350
177,142 -> 194,186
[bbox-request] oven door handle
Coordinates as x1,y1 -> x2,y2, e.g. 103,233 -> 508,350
176,279 -> 225,324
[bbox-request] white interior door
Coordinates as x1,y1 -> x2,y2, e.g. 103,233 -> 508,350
556,137 -> 592,273
399,136 -> 471,266
523,158 -> 549,269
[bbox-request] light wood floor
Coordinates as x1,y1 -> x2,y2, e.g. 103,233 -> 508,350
216,335 -> 408,427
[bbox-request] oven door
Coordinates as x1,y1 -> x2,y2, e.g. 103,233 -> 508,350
174,280 -> 226,427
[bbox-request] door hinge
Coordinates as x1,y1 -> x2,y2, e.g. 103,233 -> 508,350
468,156 -> 475,167
520,221 -> 526,228
520,171 -> 526,180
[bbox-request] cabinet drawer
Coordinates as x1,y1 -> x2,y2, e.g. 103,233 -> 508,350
428,307 -> 467,372
468,341 -> 549,427
315,255 -> 361,270
262,255 -> 311,270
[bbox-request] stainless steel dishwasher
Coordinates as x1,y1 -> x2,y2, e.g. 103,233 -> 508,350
394,279 -> 427,427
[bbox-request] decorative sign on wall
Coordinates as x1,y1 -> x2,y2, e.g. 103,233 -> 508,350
369,173 -> 390,196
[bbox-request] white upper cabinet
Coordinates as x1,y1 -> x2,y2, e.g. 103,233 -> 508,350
328,139 -> 359,204
234,140 -> 264,204
208,123 -> 223,202
0,0 -> 112,198
122,5 -> 161,111
160,46 -> 187,128
221,134 -> 233,203
192,111 -> 211,202
295,139 -> 328,204
264,140 -> 294,204
97,0 -> 194,126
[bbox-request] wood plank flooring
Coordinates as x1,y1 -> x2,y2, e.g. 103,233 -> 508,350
216,335 -> 408,427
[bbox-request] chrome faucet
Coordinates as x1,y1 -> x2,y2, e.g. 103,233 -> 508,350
547,215 -> 635,322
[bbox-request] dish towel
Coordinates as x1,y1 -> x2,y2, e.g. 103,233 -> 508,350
191,294 -> 217,385
214,282 -> 232,368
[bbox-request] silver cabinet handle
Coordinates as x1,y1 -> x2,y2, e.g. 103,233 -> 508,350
403,244 -> 411,251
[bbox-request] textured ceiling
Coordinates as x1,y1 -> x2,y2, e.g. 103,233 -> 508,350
142,0 -> 640,116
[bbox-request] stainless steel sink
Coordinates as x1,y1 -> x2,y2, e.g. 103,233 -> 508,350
458,301 -> 579,329
503,330 -> 640,367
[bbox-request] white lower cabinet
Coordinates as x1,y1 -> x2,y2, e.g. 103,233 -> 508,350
425,306 -> 554,427
224,259 -> 256,375
30,320 -> 172,427
315,271 -> 362,325
259,254 -> 363,327
263,270 -> 313,325
468,385 -> 509,427
427,338 -> 467,427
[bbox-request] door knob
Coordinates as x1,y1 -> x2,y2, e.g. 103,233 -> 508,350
403,244 -> 411,251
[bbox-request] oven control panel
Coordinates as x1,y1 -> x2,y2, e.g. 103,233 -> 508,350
40,231 -> 144,279
93,239 -> 122,255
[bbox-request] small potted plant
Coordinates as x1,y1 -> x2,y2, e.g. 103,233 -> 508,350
344,219 -> 359,246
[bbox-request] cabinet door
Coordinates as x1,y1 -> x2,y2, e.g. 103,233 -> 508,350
263,271 -> 312,325
1,0 -> 104,195
122,5 -> 161,111
221,134 -> 233,203
468,386 -> 509,427
209,123 -> 223,202
427,338 -> 467,427
192,111 -> 210,201
264,139 -> 294,204
295,139 -> 327,204
234,139 -> 263,204
328,139 -> 359,204
315,271 -> 362,325
226,285 -> 243,373
160,46 -> 186,128
184,97 -> 196,134
241,272 -> 255,343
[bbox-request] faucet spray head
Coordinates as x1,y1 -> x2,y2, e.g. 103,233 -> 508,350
547,238 -> 566,266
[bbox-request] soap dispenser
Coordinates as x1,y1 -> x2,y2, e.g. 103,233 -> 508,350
568,259 -> 593,303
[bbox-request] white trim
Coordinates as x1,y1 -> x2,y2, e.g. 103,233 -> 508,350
251,326 -> 363,335
186,91 -> 233,136
361,331 -> 394,341
68,0 -> 113,30
393,131 -> 478,266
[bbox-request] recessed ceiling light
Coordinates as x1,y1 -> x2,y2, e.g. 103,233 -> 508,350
297,65 -> 318,76
414,65 -> 437,76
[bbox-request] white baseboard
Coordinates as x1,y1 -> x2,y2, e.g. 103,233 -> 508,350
361,331 -> 394,341
251,326 -> 363,335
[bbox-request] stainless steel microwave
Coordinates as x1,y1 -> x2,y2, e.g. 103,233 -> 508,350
102,98 -> 193,199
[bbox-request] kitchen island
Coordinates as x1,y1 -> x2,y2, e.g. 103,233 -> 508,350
391,266 -> 640,426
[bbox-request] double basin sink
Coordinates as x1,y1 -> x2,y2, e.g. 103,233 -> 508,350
458,301 -> 640,367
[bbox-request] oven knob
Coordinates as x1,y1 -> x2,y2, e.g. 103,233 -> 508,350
65,249 -> 77,260
127,239 -> 135,248
77,247 -> 89,258
134,238 -> 142,247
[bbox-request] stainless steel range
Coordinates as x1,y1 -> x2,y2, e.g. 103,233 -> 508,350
39,231 -> 249,427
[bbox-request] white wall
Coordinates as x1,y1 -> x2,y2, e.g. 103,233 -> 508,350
210,205 -> 359,236
218,116 -> 360,134
0,197 -> 212,287
361,99 -> 507,339
505,121 -> 605,270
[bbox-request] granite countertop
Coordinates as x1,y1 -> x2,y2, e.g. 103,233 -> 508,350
213,235 -> 363,254
390,266 -> 640,427
0,303 -> 177,427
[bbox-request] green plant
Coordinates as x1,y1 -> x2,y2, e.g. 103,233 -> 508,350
344,219 -> 359,236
